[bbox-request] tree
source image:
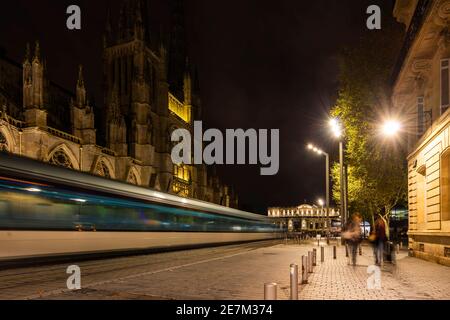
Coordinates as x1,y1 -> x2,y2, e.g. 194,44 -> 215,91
331,18 -> 407,227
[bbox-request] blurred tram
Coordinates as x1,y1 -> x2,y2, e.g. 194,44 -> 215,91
0,153 -> 280,261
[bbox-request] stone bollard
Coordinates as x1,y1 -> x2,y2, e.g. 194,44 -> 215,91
308,251 -> 313,273
264,283 -> 277,300
396,244 -> 400,254
313,248 -> 317,266
301,255 -> 308,284
321,246 -> 325,263
333,246 -> 337,260
359,245 -> 362,256
290,264 -> 298,300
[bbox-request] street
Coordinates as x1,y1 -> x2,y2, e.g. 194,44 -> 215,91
0,240 -> 448,300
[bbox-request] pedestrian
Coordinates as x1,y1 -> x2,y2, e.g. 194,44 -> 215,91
374,214 -> 387,266
342,213 -> 362,266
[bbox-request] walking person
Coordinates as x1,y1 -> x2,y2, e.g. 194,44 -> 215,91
342,213 -> 362,266
374,214 -> 387,266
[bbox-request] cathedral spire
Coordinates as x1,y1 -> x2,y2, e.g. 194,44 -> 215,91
117,0 -> 149,43
77,65 -> 84,88
183,57 -> 192,106
76,65 -> 87,107
24,43 -> 31,63
33,41 -> 40,63
168,0 -> 187,100
104,8 -> 113,48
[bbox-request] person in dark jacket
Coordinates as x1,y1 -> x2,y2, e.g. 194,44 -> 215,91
374,214 -> 387,266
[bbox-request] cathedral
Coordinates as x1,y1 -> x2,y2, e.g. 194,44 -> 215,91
0,0 -> 238,208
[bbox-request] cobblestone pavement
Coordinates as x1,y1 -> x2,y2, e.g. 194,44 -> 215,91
0,240 -> 449,300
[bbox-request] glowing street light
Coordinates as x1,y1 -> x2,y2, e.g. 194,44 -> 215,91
328,117 -> 347,227
382,120 -> 401,136
318,198 -> 324,207
329,118 -> 342,138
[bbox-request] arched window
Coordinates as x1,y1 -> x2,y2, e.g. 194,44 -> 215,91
127,169 -> 139,185
49,150 -> 74,169
0,131 -> 9,152
95,160 -> 111,178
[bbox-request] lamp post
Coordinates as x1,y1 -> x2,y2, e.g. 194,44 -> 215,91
307,144 -> 330,222
329,119 -> 347,230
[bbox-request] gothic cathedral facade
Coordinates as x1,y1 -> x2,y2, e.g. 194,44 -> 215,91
0,0 -> 238,208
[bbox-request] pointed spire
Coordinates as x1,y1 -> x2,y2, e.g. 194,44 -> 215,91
135,0 -> 143,24
77,65 -> 84,88
105,8 -> 112,34
75,64 -> 87,107
24,43 -> 31,63
104,8 -> 113,48
117,0 -> 149,43
168,0 -> 188,100
33,41 -> 40,62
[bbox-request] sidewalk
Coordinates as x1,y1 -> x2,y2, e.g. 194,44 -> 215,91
3,240 -> 448,300
298,242 -> 450,300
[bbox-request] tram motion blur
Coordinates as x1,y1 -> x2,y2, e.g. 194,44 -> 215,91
0,153 -> 280,261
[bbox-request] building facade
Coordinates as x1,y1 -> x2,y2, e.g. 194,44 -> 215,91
0,0 -> 238,208
267,204 -> 340,235
393,0 -> 450,265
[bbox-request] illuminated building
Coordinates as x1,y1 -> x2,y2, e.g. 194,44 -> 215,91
267,204 -> 340,234
392,0 -> 450,265
0,0 -> 238,208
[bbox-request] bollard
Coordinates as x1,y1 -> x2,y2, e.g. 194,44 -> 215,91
327,236 -> 330,245
345,244 -> 349,257
308,251 -> 313,273
264,283 -> 277,300
359,244 -> 362,256
400,242 -> 403,249
321,246 -> 325,263
396,244 -> 400,254
333,246 -> 337,260
301,255 -> 308,284
313,248 -> 317,266
290,264 -> 298,300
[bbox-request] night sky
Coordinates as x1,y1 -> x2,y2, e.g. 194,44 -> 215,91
0,0 -> 400,214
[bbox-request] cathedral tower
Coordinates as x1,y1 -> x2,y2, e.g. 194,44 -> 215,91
71,65 -> 96,144
103,0 -> 165,161
23,42 -> 47,127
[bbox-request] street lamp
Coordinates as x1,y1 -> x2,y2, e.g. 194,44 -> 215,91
330,118 -> 343,138
382,120 -> 401,136
317,198 -> 324,207
329,118 -> 347,229
306,143 -> 330,222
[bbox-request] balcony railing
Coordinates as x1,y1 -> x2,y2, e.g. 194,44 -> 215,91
391,0 -> 432,86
